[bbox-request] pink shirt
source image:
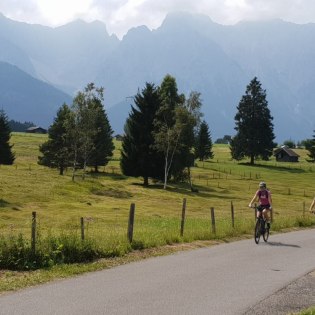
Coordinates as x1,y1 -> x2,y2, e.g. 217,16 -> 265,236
256,189 -> 271,206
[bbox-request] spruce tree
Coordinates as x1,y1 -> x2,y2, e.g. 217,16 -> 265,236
195,120 -> 213,161
0,110 -> 15,165
38,104 -> 73,175
87,99 -> 114,172
231,77 -> 275,165
121,82 -> 163,186
306,130 -> 315,162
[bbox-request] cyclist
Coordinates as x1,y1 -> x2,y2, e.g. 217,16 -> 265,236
249,182 -> 272,229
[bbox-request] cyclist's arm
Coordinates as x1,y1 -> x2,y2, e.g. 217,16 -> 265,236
249,193 -> 258,207
268,192 -> 273,209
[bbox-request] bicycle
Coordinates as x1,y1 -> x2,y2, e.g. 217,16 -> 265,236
251,205 -> 270,244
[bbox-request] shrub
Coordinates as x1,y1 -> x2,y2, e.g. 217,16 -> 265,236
0,234 -> 51,270
0,234 -> 103,270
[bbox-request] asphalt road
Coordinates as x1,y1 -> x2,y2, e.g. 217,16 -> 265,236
1,229 -> 315,315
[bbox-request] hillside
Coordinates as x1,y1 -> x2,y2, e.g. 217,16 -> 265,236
0,13 -> 119,94
0,61 -> 72,126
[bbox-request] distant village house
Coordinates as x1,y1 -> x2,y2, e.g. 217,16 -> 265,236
274,146 -> 299,162
115,134 -> 124,141
25,126 -> 47,134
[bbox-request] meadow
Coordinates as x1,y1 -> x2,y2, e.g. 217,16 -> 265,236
0,132 -> 314,272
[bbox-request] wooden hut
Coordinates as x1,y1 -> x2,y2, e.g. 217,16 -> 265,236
274,146 -> 299,162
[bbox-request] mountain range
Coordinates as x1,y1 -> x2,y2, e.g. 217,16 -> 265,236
0,11 -> 314,142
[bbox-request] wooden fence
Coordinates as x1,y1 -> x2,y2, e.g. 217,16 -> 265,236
21,198 -> 311,255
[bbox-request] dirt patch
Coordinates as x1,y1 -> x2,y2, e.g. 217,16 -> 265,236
90,187 -> 132,198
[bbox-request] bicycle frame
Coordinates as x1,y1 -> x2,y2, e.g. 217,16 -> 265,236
253,206 -> 270,244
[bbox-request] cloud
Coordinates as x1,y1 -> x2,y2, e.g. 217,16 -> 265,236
100,0 -> 315,37
0,0 -> 40,23
1,0 -> 315,38
37,0 -> 94,25
222,0 -> 315,24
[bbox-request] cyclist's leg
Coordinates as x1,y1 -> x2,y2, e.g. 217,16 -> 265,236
263,208 -> 271,228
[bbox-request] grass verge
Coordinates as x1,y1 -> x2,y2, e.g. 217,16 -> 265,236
0,238 -> 227,294
292,307 -> 315,315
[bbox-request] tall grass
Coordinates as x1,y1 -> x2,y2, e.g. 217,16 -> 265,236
0,133 -> 314,270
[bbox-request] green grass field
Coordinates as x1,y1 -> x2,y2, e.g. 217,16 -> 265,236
1,132 -> 314,239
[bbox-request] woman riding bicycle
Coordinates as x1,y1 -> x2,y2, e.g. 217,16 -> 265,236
249,182 -> 272,229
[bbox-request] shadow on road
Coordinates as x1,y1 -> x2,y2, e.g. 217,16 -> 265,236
265,241 -> 301,248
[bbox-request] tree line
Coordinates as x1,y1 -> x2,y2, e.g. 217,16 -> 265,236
8,120 -> 35,132
38,83 -> 114,179
121,75 -> 213,189
37,76 -> 213,186
1,76 -> 315,185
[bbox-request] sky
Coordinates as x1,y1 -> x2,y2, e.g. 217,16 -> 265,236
1,0 -> 315,38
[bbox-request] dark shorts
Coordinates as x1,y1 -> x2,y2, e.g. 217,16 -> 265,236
257,205 -> 270,211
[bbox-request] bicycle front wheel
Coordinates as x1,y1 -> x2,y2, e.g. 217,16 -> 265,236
263,225 -> 269,242
254,220 -> 261,244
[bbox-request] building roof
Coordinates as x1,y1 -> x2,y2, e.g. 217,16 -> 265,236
26,126 -> 46,131
25,126 -> 47,134
274,146 -> 300,157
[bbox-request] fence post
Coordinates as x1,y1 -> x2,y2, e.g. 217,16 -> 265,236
303,201 -> 305,217
80,217 -> 85,240
180,198 -> 187,237
210,207 -> 216,234
231,201 -> 235,228
31,211 -> 36,255
127,203 -> 135,243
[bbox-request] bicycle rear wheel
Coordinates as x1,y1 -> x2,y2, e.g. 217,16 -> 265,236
254,220 -> 261,244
